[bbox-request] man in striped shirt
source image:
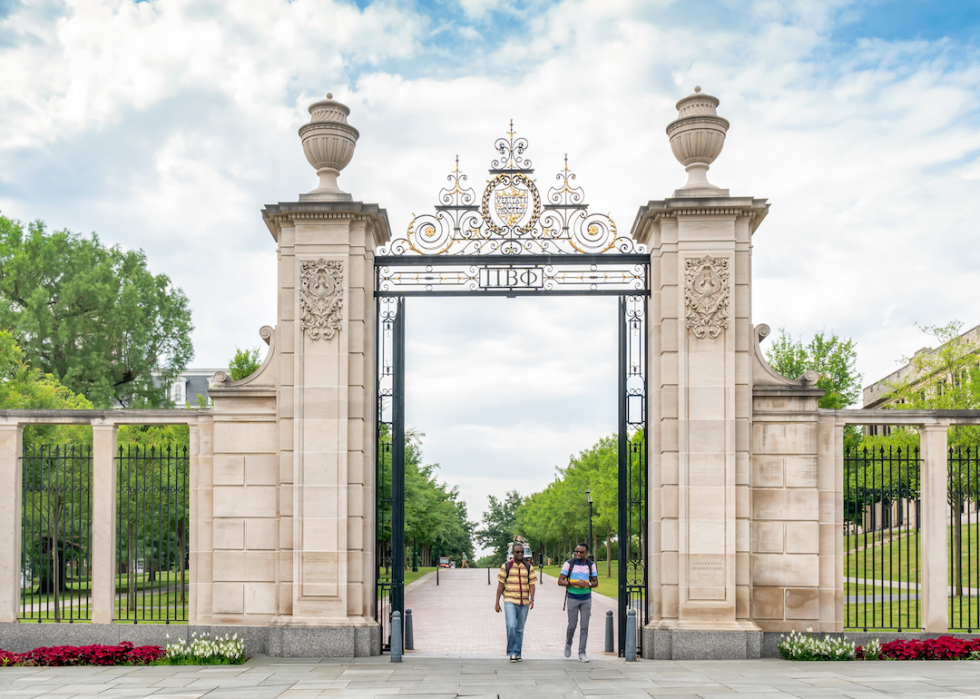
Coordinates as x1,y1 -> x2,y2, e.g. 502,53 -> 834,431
558,543 -> 598,662
494,542 -> 537,662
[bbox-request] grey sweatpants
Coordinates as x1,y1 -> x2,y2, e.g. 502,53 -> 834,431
565,596 -> 592,654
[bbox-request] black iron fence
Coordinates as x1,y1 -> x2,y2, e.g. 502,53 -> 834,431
114,445 -> 189,623
844,444 -> 921,630
948,446 -> 980,631
20,445 -> 93,622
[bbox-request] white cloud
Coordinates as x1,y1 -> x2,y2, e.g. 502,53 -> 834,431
3,0 -> 980,515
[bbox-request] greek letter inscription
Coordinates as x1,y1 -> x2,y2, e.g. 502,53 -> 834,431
478,266 -> 544,290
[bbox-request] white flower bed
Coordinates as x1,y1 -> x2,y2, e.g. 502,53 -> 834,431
778,628 -> 856,661
164,632 -> 246,665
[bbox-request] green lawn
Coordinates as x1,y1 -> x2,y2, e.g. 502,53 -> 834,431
404,567 -> 437,586
844,600 -> 921,631
846,522 -> 980,587
538,562 -> 620,600
843,521 -> 980,631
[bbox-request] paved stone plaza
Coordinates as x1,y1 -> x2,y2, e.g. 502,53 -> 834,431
404,569 -> 616,658
5,656 -> 980,698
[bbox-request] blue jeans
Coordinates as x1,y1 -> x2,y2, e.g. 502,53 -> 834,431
504,601 -> 529,656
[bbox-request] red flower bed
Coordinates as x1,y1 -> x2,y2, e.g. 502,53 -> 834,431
0,642 -> 165,667
857,636 -> 980,660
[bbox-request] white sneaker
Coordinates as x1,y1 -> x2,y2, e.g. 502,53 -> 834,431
509,654 -> 516,663
564,644 -> 571,658
579,652 -> 589,663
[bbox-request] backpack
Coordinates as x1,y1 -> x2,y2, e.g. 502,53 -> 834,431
560,558 -> 595,611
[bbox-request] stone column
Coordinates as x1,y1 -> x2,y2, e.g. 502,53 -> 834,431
632,88 -> 769,658
0,422 -> 23,623
91,422 -> 118,624
819,418 -> 844,633
261,94 -> 390,653
188,416 -> 214,625
920,423 -> 949,633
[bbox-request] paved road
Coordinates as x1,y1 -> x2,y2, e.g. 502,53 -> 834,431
5,656 -> 980,698
404,568 -> 617,658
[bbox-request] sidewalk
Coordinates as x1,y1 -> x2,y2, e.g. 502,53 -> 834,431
404,568 -> 616,658
4,655 -> 980,698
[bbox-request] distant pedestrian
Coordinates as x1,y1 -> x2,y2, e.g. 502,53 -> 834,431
461,556 -> 470,568
494,542 -> 537,662
558,543 -> 598,662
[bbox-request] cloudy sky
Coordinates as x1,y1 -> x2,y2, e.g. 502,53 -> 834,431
3,0 -> 980,535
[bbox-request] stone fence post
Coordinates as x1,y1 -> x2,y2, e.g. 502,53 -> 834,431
91,423 -> 119,624
0,423 -> 24,623
919,423 -> 949,633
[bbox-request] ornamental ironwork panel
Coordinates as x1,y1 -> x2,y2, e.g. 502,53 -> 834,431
381,123 -> 644,257
376,255 -> 649,296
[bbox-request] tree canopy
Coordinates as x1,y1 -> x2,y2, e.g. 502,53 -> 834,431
403,431 -> 474,563
228,347 -> 262,381
0,215 -> 194,408
765,329 -> 862,409
0,330 -> 93,448
475,490 -> 524,565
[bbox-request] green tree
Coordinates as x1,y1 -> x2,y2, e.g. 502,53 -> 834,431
765,329 -> 862,409
880,320 -> 980,593
475,491 -> 523,566
0,215 -> 194,408
376,428 -> 475,570
1,331 -> 94,603
885,321 -> 980,418
228,347 -> 262,381
0,331 -> 93,448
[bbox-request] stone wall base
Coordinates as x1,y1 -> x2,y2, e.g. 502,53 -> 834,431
0,623 -> 381,658
642,629 -> 763,660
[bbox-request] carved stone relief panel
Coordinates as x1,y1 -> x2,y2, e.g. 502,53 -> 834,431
299,258 -> 344,341
684,255 -> 729,339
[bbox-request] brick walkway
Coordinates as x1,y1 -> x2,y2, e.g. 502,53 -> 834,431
404,568 -> 617,658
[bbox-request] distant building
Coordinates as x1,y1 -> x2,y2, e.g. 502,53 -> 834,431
862,323 -> 980,435
161,368 -> 225,408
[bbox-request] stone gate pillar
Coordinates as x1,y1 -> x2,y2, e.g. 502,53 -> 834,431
263,95 -> 390,650
631,88 -> 769,659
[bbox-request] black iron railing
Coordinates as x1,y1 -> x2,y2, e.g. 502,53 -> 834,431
844,444 -> 921,630
618,294 -> 647,656
20,444 -> 93,622
948,446 -> 980,631
114,445 -> 189,624
376,296 -> 404,652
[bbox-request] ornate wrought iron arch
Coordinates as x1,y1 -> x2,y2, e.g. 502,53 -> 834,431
375,125 -> 648,657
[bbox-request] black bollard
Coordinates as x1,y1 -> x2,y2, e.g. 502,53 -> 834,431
604,610 -> 614,653
487,565 -> 491,585
436,567 -> 440,585
625,609 -> 637,661
404,609 -> 414,651
391,611 -> 403,663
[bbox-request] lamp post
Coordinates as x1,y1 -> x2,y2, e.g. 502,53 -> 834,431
585,490 -> 593,560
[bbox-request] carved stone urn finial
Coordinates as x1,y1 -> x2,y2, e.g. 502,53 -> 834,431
666,87 -> 730,197
299,92 -> 359,201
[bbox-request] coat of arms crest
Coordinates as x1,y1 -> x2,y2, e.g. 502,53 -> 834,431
494,185 -> 528,227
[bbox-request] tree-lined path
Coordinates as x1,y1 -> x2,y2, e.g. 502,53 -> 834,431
404,568 -> 617,658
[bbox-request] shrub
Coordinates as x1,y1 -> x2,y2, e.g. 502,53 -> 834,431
0,642 -> 164,666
